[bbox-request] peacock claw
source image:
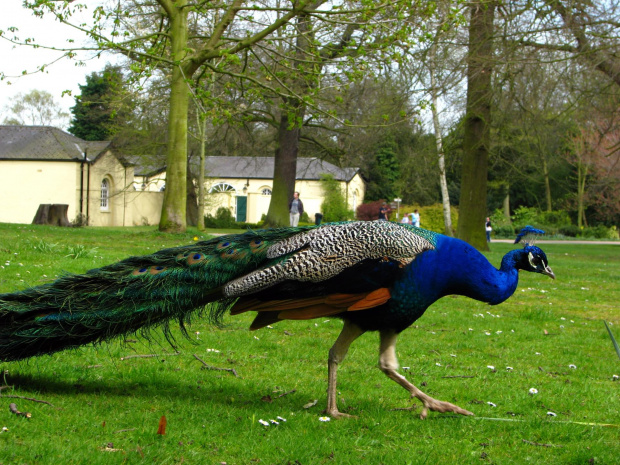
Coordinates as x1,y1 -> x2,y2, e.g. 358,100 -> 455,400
323,409 -> 357,419
415,397 -> 474,419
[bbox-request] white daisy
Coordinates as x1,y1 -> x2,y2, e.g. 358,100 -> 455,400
547,412 -> 557,417
529,388 -> 538,395
506,366 -> 513,371
569,364 -> 577,369
258,419 -> 269,426
487,365 -> 495,370
487,402 -> 496,407
319,416 -> 331,422
277,416 -> 287,422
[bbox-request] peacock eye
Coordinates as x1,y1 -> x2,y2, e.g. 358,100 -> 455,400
132,267 -> 149,276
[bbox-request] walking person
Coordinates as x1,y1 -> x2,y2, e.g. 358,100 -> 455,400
485,217 -> 492,242
411,209 -> 420,227
289,192 -> 304,227
378,202 -> 388,221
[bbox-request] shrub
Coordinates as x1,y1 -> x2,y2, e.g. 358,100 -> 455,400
394,204 -> 459,234
512,206 -> 539,226
493,225 -> 516,238
356,200 -> 386,221
490,209 -> 512,227
578,225 -> 620,239
558,225 -> 580,237
320,174 -> 354,222
204,207 -> 238,229
538,210 -> 572,227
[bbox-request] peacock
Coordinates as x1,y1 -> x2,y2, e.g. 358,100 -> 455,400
0,222 -> 554,419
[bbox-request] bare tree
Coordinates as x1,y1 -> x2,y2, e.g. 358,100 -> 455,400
3,89 -> 69,128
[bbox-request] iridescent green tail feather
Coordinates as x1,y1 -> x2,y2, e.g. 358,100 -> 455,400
0,226 -> 313,361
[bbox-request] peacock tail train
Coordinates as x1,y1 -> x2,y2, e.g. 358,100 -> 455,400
0,221 -> 437,362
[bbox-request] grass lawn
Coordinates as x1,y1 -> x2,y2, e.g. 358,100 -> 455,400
0,222 -> 618,464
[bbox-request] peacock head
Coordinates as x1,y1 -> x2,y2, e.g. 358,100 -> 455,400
513,226 -> 554,279
519,246 -> 555,279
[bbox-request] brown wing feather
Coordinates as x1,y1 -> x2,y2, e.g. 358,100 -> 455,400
235,289 -> 392,331
347,288 -> 391,311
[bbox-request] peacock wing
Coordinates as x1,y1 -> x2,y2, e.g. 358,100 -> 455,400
226,221 -> 439,329
224,221 -> 436,297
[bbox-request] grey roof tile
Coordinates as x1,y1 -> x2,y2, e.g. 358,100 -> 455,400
0,126 -> 110,161
201,156 -> 359,181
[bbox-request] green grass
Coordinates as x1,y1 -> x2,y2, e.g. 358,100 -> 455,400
0,223 -> 619,464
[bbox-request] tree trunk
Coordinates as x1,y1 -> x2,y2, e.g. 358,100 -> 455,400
159,4 -> 189,233
457,1 -> 496,250
577,160 -> 588,228
32,204 -> 71,227
429,40 -> 453,236
265,106 -> 304,227
543,158 -> 552,211
264,11 -> 313,228
186,156 -> 199,227
502,183 -> 510,219
197,114 -> 207,231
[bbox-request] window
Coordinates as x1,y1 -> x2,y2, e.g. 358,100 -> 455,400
209,182 -> 236,193
101,178 -> 109,210
261,188 -> 272,196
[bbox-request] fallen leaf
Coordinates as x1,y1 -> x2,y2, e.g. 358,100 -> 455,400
157,415 -> 167,435
303,399 -> 318,409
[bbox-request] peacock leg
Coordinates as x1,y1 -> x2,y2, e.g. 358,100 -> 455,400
324,320 -> 365,419
378,330 -> 474,419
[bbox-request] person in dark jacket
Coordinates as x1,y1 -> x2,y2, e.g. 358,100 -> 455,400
289,192 -> 304,226
485,217 -> 492,242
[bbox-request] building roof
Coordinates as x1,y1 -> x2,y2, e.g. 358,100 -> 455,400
201,156 -> 360,182
0,126 -> 111,161
131,157 -> 167,177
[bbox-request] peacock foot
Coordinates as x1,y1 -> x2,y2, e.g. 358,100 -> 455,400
322,408 -> 357,419
412,394 -> 474,420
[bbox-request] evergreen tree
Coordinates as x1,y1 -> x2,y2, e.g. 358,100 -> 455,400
68,66 -> 131,141
364,134 -> 400,202
320,174 -> 352,222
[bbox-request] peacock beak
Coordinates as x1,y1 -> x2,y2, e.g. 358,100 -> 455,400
541,265 -> 555,280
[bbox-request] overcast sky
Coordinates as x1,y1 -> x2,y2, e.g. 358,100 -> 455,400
0,0 -> 116,129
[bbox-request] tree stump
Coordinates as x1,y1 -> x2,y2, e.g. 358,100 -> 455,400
32,204 -> 71,227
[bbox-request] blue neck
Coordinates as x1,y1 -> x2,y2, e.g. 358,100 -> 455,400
397,236 -> 523,308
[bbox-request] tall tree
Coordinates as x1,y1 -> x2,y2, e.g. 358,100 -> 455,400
2,89 -> 69,127
365,134 -> 401,202
457,1 -> 496,250
68,65 -> 131,141
15,0 -> 315,232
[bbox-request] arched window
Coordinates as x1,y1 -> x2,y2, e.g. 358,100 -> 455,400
261,188 -> 272,196
209,182 -> 236,193
101,178 -> 110,210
